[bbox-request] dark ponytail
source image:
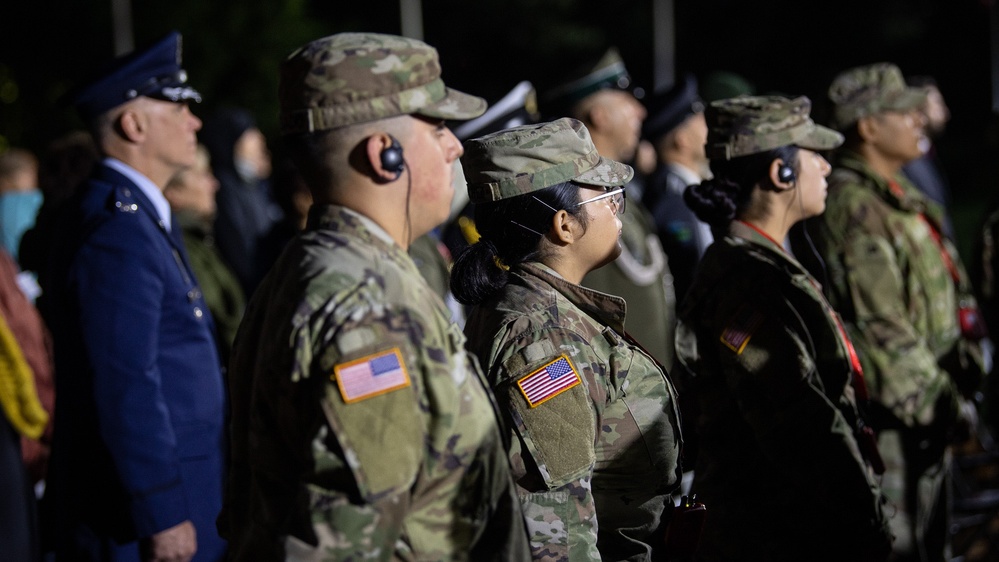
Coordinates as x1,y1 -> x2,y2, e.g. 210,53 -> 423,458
683,145 -> 799,230
450,181 -> 586,305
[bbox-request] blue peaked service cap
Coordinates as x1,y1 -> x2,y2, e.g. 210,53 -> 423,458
72,31 -> 202,121
642,73 -> 704,141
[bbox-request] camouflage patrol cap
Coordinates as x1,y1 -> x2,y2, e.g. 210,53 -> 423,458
279,33 -> 486,134
828,62 -> 927,130
463,117 -> 633,204
706,95 -> 843,160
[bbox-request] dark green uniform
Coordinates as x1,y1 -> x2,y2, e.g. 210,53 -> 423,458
174,211 -> 245,364
676,221 -> 891,561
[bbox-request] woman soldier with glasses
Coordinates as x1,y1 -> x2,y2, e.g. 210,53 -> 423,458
451,117 -> 683,561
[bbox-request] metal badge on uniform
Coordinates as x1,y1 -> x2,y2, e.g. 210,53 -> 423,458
332,347 -> 411,404
720,305 -> 763,354
517,355 -> 581,408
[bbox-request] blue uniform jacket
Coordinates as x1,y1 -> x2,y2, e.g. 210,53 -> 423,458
44,162 -> 226,560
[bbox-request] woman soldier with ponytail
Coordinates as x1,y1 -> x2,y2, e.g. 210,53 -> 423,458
675,96 -> 892,561
451,117 -> 683,561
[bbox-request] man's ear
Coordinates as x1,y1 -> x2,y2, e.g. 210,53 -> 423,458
857,115 -> 879,143
117,108 -> 145,143
587,101 -> 611,132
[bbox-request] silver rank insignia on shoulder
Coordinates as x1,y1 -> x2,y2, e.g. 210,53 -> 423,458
115,201 -> 138,213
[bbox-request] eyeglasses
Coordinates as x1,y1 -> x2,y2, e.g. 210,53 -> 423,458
575,187 -> 626,215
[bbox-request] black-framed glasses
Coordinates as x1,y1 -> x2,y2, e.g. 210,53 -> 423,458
575,187 -> 626,215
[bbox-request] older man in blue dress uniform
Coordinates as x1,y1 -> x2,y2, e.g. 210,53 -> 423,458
42,31 -> 226,562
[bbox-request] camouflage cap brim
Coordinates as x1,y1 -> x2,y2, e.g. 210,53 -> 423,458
464,118 -> 632,203
881,86 -> 928,113
412,87 -> 487,122
793,122 -> 844,152
707,96 -> 842,160
574,156 -> 634,188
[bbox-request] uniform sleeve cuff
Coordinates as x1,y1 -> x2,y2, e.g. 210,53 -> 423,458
131,479 -> 189,537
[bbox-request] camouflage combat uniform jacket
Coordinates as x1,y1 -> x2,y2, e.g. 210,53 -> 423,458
675,221 -> 892,561
219,204 -> 529,561
464,261 -> 683,562
808,152 -> 986,557
816,152 -> 982,428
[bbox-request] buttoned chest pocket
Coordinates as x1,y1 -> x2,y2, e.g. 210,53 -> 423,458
594,330 -> 682,494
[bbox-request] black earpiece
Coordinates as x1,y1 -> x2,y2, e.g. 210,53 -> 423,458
380,136 -> 405,178
777,164 -> 796,184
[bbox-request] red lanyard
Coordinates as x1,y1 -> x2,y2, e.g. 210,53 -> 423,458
736,220 -> 784,251
737,220 -> 871,401
806,275 -> 870,402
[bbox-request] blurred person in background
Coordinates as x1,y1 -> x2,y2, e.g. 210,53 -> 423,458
19,131 -> 99,295
164,145 -> 245,367
0,148 -> 42,263
642,73 -> 712,305
201,107 -> 282,298
902,76 -> 954,239
799,62 -> 986,562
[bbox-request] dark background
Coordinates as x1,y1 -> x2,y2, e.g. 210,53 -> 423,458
1,0 -> 996,257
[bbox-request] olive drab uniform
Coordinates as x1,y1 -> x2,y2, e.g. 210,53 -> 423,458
805,152 -> 987,556
675,221 -> 892,561
220,205 -> 528,560
464,261 -> 683,562
582,186 -> 676,368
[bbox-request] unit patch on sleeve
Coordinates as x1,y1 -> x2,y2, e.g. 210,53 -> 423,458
516,355 -> 582,408
333,347 -> 411,404
720,305 -> 764,354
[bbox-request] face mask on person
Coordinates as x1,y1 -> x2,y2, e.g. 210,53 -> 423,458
234,156 -> 261,183
0,189 -> 43,220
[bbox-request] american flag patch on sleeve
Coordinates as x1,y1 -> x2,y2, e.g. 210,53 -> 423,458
517,356 -> 582,408
720,305 -> 764,354
333,348 -> 411,404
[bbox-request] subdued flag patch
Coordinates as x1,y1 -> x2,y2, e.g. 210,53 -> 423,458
517,356 -> 581,408
333,348 -> 411,404
720,305 -> 763,354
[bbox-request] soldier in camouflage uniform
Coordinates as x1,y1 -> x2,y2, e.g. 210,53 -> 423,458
543,49 -> 678,369
218,33 -> 530,561
676,96 -> 892,561
450,117 -> 683,561
794,63 -> 987,562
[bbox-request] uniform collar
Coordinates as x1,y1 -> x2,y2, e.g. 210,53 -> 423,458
307,204 -> 416,270
836,152 -> 927,211
516,261 -> 627,334
730,220 -> 786,254
666,162 -> 702,188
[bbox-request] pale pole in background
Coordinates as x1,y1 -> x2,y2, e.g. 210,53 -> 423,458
401,0 -> 424,41
652,0 -> 676,95
111,0 -> 134,56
